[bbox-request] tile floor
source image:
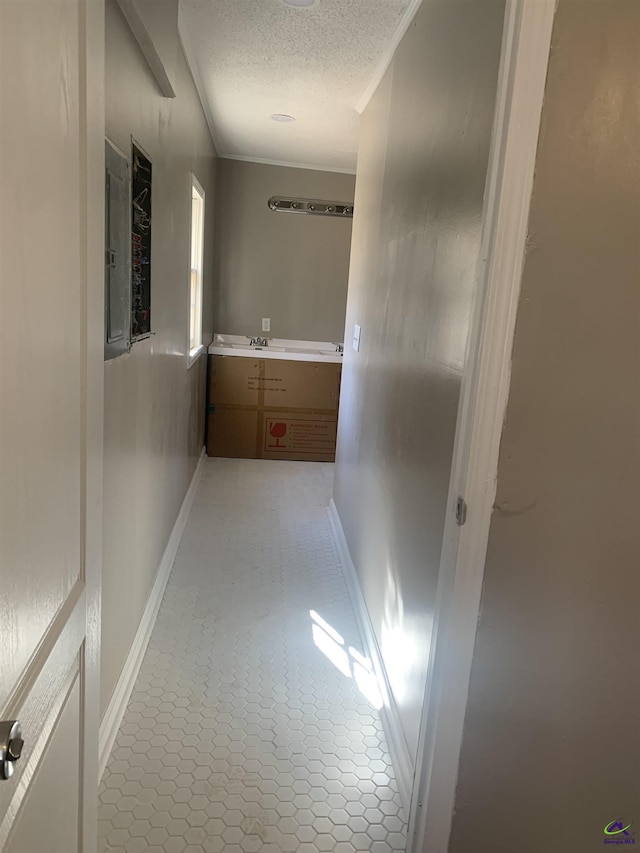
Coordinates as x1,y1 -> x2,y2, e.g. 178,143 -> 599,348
99,458 -> 407,853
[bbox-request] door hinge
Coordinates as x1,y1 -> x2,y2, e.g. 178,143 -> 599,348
455,496 -> 467,526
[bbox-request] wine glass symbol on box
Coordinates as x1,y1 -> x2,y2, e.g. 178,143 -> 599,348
268,421 -> 287,448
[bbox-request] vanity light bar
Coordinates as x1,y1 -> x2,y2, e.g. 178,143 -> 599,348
267,196 -> 354,218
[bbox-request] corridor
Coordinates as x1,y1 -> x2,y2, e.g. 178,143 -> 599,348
98,458 -> 407,853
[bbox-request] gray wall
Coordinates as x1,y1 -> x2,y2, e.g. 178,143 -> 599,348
101,0 -> 217,717
333,0 -> 505,764
449,2 -> 640,851
214,159 -> 355,342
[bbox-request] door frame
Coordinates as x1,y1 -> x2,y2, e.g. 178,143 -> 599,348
407,2 -> 556,851
82,0 -> 105,848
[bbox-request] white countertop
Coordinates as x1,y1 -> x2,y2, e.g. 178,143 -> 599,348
208,334 -> 344,363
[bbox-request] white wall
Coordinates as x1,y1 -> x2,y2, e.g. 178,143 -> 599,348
101,0 -> 217,716
333,0 -> 505,767
214,159 -> 355,342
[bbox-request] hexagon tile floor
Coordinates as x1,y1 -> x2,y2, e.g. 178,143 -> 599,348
99,458 -> 407,853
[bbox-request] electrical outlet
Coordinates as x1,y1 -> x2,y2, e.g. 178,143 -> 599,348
262,318 -> 270,332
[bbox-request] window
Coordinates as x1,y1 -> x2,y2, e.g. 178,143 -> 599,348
188,176 -> 205,365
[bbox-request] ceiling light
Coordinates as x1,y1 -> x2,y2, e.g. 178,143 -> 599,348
270,114 -> 296,122
282,0 -> 317,7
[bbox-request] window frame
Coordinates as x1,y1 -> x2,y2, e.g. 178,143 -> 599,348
187,174 -> 206,368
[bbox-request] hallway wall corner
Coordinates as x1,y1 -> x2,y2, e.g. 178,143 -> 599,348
101,0 -> 218,723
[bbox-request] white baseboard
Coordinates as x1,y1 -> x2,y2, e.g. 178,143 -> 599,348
98,448 -> 207,780
327,499 -> 414,815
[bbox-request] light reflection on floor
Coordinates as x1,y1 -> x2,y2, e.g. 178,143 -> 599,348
310,609 -> 383,710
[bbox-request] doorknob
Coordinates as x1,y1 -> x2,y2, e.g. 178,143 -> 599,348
0,720 -> 24,780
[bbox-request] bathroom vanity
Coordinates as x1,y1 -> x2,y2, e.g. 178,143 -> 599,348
206,335 -> 343,462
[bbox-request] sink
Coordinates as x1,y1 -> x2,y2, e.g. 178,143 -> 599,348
226,343 -> 285,352
209,337 -> 343,363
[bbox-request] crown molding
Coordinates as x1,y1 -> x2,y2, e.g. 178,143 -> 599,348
116,0 -> 177,98
355,0 -> 423,114
178,6 -> 224,155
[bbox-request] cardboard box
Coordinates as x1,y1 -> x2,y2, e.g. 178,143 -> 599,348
206,355 -> 341,462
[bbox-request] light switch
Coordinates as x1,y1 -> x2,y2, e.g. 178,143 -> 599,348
262,318 -> 271,332
352,324 -> 361,352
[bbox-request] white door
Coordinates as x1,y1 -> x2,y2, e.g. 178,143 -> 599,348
0,0 -> 104,850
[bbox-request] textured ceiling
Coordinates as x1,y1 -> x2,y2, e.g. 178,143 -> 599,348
179,0 -> 411,173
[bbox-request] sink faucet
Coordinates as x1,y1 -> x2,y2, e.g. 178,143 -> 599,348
248,336 -> 269,347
